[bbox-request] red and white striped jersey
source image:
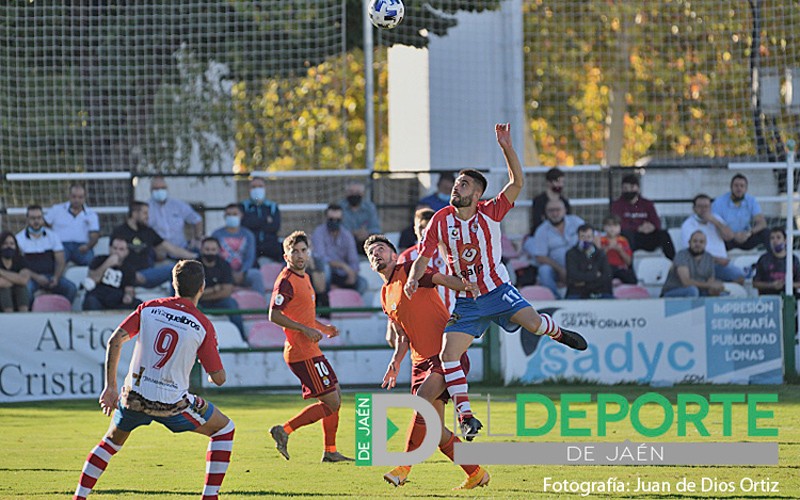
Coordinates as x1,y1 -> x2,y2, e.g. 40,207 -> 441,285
119,297 -> 223,404
420,193 -> 513,297
398,243 -> 455,313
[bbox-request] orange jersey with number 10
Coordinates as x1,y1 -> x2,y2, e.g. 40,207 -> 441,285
270,267 -> 323,363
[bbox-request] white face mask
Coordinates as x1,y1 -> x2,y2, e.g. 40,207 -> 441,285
152,189 -> 168,203
250,187 -> 266,201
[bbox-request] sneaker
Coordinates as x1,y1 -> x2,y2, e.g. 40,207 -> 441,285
321,451 -> 355,463
551,327 -> 588,351
383,465 -> 410,487
453,467 -> 490,490
269,425 -> 290,460
459,415 -> 483,442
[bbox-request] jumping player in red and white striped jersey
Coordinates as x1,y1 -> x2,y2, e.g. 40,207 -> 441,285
404,124 -> 588,441
397,207 -> 455,313
73,260 -> 234,500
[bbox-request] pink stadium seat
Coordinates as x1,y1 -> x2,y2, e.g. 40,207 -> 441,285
247,320 -> 286,348
31,294 -> 72,312
260,262 -> 285,292
518,285 -> 556,301
613,284 -> 651,299
231,289 -> 267,320
329,288 -> 371,319
501,235 -> 520,259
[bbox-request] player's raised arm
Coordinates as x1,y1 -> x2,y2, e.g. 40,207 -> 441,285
100,327 -> 131,416
404,254 -> 431,298
432,272 -> 480,297
496,123 -> 524,204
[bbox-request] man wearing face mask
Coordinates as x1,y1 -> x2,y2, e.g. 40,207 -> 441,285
211,204 -> 265,295
565,225 -> 613,299
610,174 -> 675,259
198,237 -> 246,340
147,176 -> 204,253
753,228 -> 800,297
524,198 -> 585,298
419,172 -> 456,212
311,204 -> 366,294
530,168 -> 572,235
339,182 -> 381,254
241,177 -> 282,262
712,174 -> 770,251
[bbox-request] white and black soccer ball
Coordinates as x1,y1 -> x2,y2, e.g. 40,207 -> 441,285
368,0 -> 405,30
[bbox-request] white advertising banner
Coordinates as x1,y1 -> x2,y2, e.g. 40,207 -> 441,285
502,297 -> 783,385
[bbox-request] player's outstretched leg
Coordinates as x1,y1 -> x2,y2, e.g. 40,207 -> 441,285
270,400 -> 333,460
202,418 -> 235,500
73,432 -> 125,500
383,412 -> 426,486
319,386 -> 353,463
513,309 -> 587,351
441,332 -> 481,440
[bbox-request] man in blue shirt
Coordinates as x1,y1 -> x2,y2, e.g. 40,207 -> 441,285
211,204 -> 265,295
418,171 -> 455,212
241,177 -> 282,262
311,204 -> 366,294
712,174 -> 769,250
340,182 -> 381,255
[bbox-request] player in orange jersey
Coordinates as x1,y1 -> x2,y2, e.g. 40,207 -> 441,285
365,234 -> 490,490
267,231 -> 353,463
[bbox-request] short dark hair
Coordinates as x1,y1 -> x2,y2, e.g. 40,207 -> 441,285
69,182 -> 85,193
603,214 -> 621,226
770,227 -> 786,239
26,204 -> 43,216
577,224 -> 594,234
363,234 -> 397,254
692,193 -> 711,205
283,230 -> 310,254
326,203 -> 343,213
0,231 -> 21,258
621,174 -> 639,186
128,201 -> 147,217
201,236 -> 220,247
172,260 -> 205,298
731,173 -> 748,186
438,171 -> 455,185
414,207 -> 435,223
545,168 -> 565,182
224,203 -> 242,213
458,169 -> 488,194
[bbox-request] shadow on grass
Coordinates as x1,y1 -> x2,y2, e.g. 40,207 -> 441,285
48,490 -> 354,497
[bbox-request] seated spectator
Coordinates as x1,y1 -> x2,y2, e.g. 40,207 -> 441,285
111,202 -> 197,289
340,182 -> 381,254
418,171 -> 455,212
611,174 -> 675,259
661,230 -> 724,297
530,168 -> 571,235
83,237 -> 141,311
0,231 -> 31,312
45,183 -> 99,266
524,198 -> 584,298
599,214 -> 637,284
566,224 -> 613,299
211,203 -> 265,295
16,205 -> 77,304
311,203 -> 367,294
148,175 -> 204,253
753,227 -> 800,296
712,173 -> 770,251
198,237 -> 245,341
241,176 -> 282,262
680,194 -> 745,284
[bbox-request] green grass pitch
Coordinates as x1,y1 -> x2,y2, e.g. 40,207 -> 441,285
1,384 -> 798,499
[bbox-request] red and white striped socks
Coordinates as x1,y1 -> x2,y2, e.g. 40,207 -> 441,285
203,420 -> 235,500
73,437 -> 121,500
443,360 -> 472,419
536,312 -> 562,341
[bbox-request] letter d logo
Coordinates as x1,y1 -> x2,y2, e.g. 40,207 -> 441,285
355,393 -> 442,466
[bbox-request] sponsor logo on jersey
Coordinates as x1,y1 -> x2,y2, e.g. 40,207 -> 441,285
449,226 -> 461,239
152,308 -> 201,331
460,244 -> 479,263
274,293 -> 285,306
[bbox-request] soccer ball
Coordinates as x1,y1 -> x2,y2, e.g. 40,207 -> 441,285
368,0 -> 405,30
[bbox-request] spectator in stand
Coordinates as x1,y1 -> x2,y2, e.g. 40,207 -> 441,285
111,202 -> 197,289
565,224 -> 613,299
211,203 -> 265,295
419,171 -> 456,212
45,183 -> 100,266
311,203 -> 367,294
0,231 -> 31,312
712,173 -> 770,251
241,176 -> 282,262
530,168 -> 571,235
610,174 -> 675,259
340,182 -> 381,254
598,214 -> 637,284
83,237 -> 140,311
661,230 -> 724,297
753,227 -> 800,297
680,194 -> 745,285
147,175 -> 204,253
198,237 -> 246,341
16,205 -> 77,304
524,198 -> 585,298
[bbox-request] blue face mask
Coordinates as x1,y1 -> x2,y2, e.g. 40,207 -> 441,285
151,189 -> 168,203
773,242 -> 786,253
437,192 -> 450,201
250,187 -> 266,202
580,240 -> 593,251
28,226 -> 44,235
225,215 -> 241,229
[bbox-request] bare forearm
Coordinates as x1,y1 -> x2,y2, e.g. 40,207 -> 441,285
409,255 -> 430,282
105,328 -> 129,388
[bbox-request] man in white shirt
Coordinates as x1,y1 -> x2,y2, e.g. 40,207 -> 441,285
148,176 -> 204,253
680,194 -> 745,284
45,183 -> 100,266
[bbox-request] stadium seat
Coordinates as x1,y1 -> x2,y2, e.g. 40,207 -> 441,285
64,266 -> 88,288
232,289 -> 267,320
723,282 -> 749,298
260,262 -> 285,292
636,256 -> 672,285
359,260 -> 384,291
93,236 -> 110,256
668,227 -> 684,251
731,254 -> 761,280
329,288 -> 371,319
214,320 -> 248,349
613,284 -> 651,299
247,320 -> 286,348
501,234 -> 520,260
31,294 -> 72,312
519,285 -> 556,301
